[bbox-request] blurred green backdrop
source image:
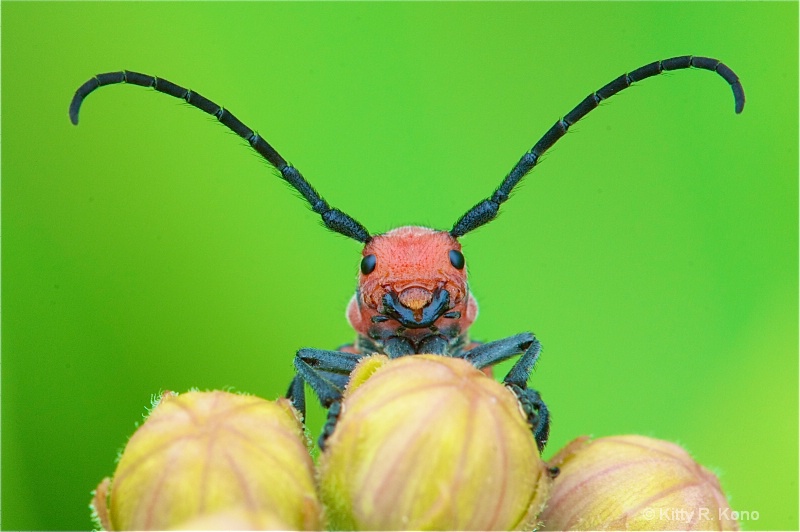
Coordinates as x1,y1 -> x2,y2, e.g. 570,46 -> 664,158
2,2 -> 797,530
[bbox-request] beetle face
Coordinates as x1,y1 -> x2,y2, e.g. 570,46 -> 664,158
346,226 -> 478,345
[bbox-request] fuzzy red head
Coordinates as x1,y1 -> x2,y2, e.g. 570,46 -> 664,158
346,226 -> 478,348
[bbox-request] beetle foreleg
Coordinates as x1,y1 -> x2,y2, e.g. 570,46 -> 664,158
463,333 -> 549,451
290,348 -> 365,450
318,401 -> 342,451
286,375 -> 307,421
292,348 -> 362,408
463,332 -> 538,370
506,383 -> 550,453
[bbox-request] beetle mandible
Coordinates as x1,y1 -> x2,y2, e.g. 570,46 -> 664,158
70,56 -> 744,452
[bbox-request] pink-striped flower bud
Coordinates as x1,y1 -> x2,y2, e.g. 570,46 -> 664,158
167,505 -> 297,531
90,391 -> 322,531
318,354 -> 551,531
539,435 -> 739,531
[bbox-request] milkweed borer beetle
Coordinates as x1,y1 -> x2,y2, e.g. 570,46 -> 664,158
69,56 -> 745,453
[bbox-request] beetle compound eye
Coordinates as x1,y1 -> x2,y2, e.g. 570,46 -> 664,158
449,250 -> 465,270
361,254 -> 377,275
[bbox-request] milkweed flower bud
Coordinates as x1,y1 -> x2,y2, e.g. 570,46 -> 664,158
168,505 -> 296,531
90,390 -> 322,531
539,435 -> 739,531
318,354 -> 551,531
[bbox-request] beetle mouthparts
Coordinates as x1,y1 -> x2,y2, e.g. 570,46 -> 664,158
381,288 -> 450,329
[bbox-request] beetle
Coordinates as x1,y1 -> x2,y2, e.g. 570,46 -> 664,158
69,55 -> 744,453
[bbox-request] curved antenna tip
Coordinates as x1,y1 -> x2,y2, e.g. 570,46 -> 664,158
69,100 -> 81,125
732,81 -> 745,114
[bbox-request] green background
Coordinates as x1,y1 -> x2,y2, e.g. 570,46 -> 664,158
2,2 -> 797,530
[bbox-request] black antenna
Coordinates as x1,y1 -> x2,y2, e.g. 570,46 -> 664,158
451,55 -> 745,238
69,71 -> 371,243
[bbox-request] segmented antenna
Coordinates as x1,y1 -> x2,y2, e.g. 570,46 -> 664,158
69,71 -> 371,243
451,55 -> 745,238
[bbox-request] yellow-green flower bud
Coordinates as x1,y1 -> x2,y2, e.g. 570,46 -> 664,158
539,435 -> 739,531
318,354 -> 551,531
168,505 -> 295,530
91,391 -> 322,531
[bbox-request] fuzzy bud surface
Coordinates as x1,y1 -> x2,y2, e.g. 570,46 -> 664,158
318,354 -> 551,531
539,435 -> 739,531
91,391 -> 322,531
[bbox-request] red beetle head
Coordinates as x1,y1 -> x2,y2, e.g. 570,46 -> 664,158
346,226 -> 478,344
